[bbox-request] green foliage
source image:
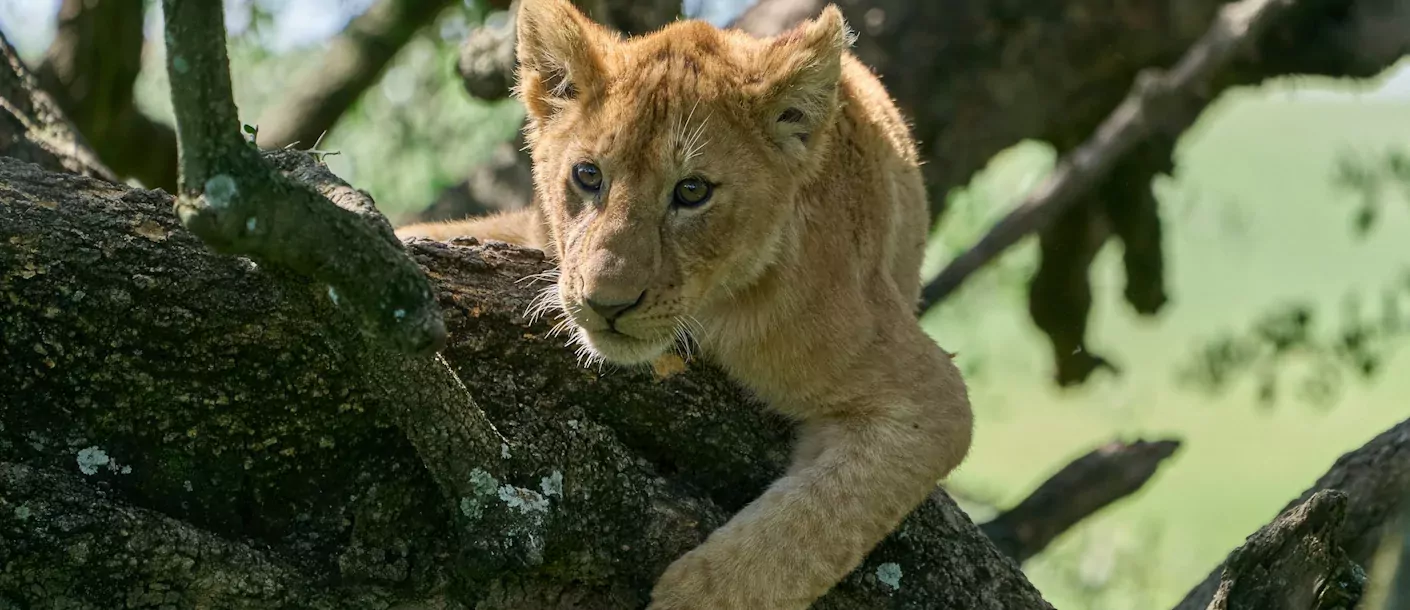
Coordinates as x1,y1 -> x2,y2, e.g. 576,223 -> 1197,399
1333,145 -> 1410,237
1177,273 -> 1410,408
132,0 -> 524,221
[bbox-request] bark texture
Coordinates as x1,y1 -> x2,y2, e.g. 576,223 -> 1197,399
1205,490 -> 1365,610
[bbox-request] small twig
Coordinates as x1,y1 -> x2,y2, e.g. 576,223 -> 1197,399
918,0 -> 1298,310
978,438 -> 1181,563
161,0 -> 445,356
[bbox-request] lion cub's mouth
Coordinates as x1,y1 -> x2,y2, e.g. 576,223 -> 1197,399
574,324 -> 674,366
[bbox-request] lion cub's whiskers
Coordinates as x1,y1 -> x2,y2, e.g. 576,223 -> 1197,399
672,315 -> 706,361
521,268 -> 566,327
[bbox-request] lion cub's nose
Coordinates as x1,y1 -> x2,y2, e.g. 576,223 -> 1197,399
585,291 -> 645,321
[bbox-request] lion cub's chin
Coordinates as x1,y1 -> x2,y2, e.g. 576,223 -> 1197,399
577,327 -> 674,366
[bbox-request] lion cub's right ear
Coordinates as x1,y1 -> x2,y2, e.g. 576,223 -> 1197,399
515,0 -> 613,124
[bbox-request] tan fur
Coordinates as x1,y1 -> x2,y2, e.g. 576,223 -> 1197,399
396,208 -> 547,246
396,3 -> 973,607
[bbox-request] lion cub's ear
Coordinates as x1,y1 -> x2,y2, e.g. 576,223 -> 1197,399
515,0 -> 613,123
755,5 -> 853,161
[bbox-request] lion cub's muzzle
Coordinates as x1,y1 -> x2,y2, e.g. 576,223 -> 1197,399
583,290 -> 645,326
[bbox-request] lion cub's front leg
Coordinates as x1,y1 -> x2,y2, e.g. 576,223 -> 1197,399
648,336 -> 973,609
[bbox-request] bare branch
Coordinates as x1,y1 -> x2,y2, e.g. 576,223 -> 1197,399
980,438 -> 1181,563
160,0 -> 445,355
254,0 -> 458,149
918,0 -> 1298,310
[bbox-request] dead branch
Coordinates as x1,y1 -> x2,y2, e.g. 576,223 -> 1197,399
918,0 -> 1297,310
980,438 -> 1181,563
254,0 -> 458,149
160,0 -> 445,355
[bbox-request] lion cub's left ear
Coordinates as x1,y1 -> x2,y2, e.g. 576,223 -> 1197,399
515,0 -> 614,125
754,5 -> 853,161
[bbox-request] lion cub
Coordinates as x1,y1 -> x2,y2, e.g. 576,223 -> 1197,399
398,1 -> 974,607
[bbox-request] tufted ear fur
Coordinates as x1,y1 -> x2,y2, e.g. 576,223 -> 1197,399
754,5 -> 853,161
515,0 -> 613,125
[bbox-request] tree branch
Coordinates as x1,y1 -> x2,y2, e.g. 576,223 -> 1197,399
1174,417 -> 1410,610
0,29 -> 114,181
36,0 -> 179,191
0,462 -> 351,608
980,438 -> 1181,563
160,0 -> 445,355
918,0 -> 1297,310
1205,489 -> 1365,610
254,0 -> 458,149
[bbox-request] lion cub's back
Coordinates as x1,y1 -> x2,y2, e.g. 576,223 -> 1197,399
832,53 -> 928,309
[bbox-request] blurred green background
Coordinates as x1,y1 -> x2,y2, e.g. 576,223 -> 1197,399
5,1 -> 1409,607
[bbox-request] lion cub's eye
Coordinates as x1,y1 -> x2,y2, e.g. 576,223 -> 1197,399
572,162 -> 603,192
672,177 -> 712,208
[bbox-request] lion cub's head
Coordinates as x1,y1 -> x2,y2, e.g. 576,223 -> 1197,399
516,0 -> 851,365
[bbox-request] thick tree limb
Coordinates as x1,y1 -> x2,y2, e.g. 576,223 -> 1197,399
0,156 -> 1053,608
160,0 -> 445,355
1205,490 -> 1365,610
980,438 -> 1181,563
918,0 -> 1298,309
254,0 -> 458,150
0,462 -> 353,608
0,30 -> 114,181
1174,417 -> 1410,610
36,0 -> 178,191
